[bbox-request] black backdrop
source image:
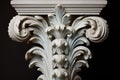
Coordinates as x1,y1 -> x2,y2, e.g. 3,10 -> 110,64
0,0 -> 119,80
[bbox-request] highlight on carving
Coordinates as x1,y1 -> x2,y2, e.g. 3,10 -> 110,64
8,5 -> 108,80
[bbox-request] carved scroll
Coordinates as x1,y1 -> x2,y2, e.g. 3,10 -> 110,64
8,5 -> 108,80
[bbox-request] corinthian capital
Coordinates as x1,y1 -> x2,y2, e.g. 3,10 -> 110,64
8,0 -> 108,80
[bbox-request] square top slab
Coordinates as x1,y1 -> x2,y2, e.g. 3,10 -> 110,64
11,0 -> 107,15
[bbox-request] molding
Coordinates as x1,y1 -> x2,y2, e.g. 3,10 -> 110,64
8,4 -> 108,80
11,0 -> 107,15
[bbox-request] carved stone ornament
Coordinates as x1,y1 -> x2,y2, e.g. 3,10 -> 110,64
8,0 -> 108,80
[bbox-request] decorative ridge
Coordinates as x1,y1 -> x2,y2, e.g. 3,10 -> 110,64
11,0 -> 107,15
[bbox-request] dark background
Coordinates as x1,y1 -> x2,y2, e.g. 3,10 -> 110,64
0,0 -> 119,80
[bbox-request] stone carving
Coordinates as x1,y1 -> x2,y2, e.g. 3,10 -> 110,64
8,5 -> 108,80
